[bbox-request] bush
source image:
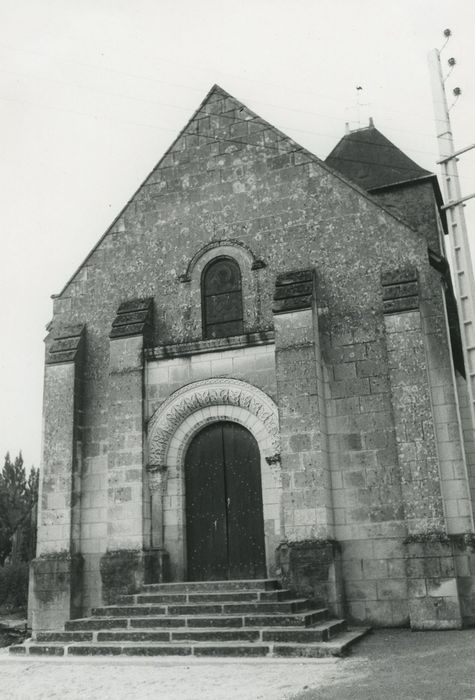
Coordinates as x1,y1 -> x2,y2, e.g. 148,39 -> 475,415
0,562 -> 29,611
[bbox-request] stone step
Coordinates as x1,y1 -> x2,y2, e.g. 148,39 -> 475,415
140,579 -> 280,594
91,599 -> 310,618
37,621 -> 345,645
36,631 -> 94,643
11,628 -> 369,658
262,620 -> 347,643
269,628 -> 371,657
65,608 -> 329,631
117,589 -> 292,605
66,617 -> 129,631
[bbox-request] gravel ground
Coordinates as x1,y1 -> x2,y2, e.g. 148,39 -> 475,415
293,628 -> 475,700
1,630 -> 475,700
0,649 -> 338,700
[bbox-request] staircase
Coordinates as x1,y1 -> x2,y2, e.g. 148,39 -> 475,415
10,579 -> 368,658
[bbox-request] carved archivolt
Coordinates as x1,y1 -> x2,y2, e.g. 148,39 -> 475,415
148,378 -> 280,466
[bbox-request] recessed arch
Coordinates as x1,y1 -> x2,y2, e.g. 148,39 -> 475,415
148,378 -> 280,466
176,242 -> 266,339
147,378 -> 282,580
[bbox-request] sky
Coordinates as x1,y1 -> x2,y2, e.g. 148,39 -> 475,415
1,0 -> 475,469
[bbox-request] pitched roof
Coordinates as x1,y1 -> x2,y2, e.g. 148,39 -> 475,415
325,122 -> 433,191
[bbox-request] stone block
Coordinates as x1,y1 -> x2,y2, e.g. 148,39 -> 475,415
387,558 -> 407,578
364,600 -> 393,626
342,559 -> 364,581
376,579 -> 407,600
345,580 -> 378,601
330,378 -> 370,399
426,577 -> 458,598
408,578 -> 426,597
333,396 -> 361,416
331,344 -> 367,363
408,597 -> 462,630
363,559 -> 388,580
333,363 -> 357,381
390,600 -> 410,626
288,434 -> 312,453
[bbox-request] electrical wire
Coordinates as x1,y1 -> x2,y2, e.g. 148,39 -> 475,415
0,41 -> 453,123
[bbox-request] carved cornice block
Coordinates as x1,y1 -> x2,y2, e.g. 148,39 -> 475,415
110,297 -> 154,344
272,269 -> 315,315
46,324 -> 85,365
381,267 -> 419,314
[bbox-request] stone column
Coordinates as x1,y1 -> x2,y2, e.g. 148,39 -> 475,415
382,267 -> 463,629
100,298 -> 156,604
30,325 -> 85,632
146,464 -> 170,582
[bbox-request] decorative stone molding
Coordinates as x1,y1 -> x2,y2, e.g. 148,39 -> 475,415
148,378 -> 280,466
179,239 -> 265,283
144,330 -> 275,361
146,464 -> 168,492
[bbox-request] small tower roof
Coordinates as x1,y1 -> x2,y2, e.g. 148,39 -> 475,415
325,121 -> 433,191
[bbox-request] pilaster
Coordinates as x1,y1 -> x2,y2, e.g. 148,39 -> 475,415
272,269 -> 333,540
100,299 -> 154,601
31,324 -> 85,631
382,268 -> 462,628
105,299 -> 153,551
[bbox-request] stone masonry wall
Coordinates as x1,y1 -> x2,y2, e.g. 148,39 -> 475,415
372,180 -> 442,254
146,343 -> 276,423
44,85 -> 467,623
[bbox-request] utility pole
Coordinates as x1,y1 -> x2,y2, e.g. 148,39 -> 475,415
428,39 -> 475,430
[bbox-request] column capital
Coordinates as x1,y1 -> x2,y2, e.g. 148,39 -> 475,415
147,463 -> 168,492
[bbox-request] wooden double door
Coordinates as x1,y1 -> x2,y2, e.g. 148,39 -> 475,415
185,421 -> 266,581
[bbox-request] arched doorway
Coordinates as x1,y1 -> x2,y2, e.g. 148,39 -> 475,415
185,421 -> 266,581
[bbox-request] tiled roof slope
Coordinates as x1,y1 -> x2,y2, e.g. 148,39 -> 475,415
325,124 -> 433,191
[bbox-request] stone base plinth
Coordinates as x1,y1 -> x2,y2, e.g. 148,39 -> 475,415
276,540 -> 344,617
30,552 -> 83,632
146,548 -> 170,583
405,539 -> 462,630
100,549 -> 169,605
453,543 -> 475,625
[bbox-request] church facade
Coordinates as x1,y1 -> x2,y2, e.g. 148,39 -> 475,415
30,85 -> 475,633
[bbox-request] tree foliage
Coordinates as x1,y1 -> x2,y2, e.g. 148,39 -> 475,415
0,453 -> 39,565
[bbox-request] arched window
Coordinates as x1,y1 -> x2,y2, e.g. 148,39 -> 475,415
202,257 -> 244,339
